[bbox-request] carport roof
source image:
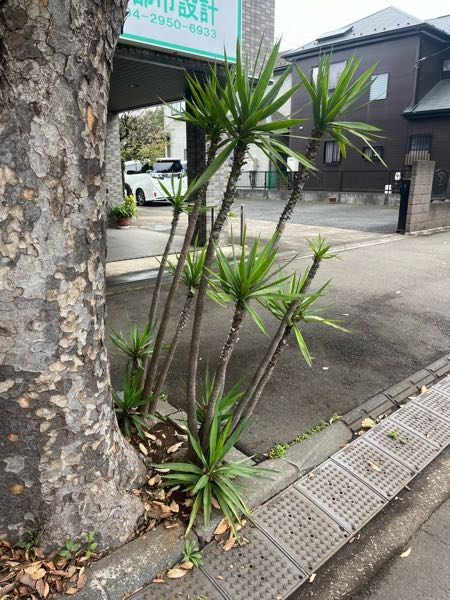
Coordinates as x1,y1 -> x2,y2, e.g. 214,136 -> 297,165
109,43 -> 217,113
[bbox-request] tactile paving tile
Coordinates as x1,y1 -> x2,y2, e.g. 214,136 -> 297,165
294,460 -> 386,533
332,437 -> 414,499
201,525 -> 306,600
362,418 -> 439,471
389,402 -> 450,448
415,387 -> 450,423
133,566 -> 224,599
253,485 -> 349,574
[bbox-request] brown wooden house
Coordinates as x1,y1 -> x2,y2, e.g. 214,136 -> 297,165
282,7 -> 450,194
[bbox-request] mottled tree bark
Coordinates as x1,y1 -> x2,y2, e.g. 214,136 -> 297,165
0,0 -> 145,549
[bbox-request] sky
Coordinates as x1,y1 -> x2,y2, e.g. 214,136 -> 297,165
275,0 -> 450,50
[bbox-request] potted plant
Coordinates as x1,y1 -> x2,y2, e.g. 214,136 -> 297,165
111,194 -> 137,228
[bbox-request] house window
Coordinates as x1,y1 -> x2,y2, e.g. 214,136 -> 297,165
324,141 -> 341,164
369,73 -> 389,101
408,133 -> 432,152
363,145 -> 384,161
443,59 -> 450,72
312,60 -> 347,91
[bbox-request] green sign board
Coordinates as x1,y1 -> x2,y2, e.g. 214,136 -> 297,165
121,0 -> 241,62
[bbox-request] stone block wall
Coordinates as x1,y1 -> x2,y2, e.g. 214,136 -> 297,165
406,161 -> 450,233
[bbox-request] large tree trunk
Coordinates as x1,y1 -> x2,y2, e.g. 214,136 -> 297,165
0,0 -> 145,549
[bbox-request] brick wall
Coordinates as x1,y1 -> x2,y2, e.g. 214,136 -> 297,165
406,161 -> 450,233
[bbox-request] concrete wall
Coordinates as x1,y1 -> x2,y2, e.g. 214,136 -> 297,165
236,188 -> 400,206
406,161 -> 450,233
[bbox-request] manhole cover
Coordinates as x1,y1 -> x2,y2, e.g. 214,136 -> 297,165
294,460 -> 386,533
254,485 -> 349,574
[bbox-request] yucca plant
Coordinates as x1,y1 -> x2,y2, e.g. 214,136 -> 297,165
110,320 -> 156,375
113,369 -> 155,439
156,412 -> 272,535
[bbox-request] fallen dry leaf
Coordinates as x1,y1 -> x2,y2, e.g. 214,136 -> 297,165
368,461 -> 382,473
309,573 -> 317,583
167,442 -> 183,454
148,474 -> 162,486
138,443 -> 148,456
152,578 -> 166,584
180,561 -> 194,570
223,536 -> 236,552
169,500 -> 179,513
400,547 -> 412,558
308,472 -> 316,480
214,519 -> 229,536
420,385 -> 428,394
211,496 -> 220,510
144,432 -> 157,441
361,417 -> 376,429
166,567 -> 188,579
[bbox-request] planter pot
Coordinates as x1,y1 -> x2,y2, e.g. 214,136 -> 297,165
117,217 -> 132,228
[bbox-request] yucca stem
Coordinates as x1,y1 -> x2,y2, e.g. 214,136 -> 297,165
200,300 -> 246,448
150,291 -> 195,410
147,206 -> 182,329
142,139 -> 219,408
185,144 -> 247,441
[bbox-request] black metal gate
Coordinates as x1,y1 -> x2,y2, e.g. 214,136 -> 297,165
396,179 -> 411,233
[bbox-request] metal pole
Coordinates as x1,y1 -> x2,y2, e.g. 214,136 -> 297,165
240,204 -> 245,246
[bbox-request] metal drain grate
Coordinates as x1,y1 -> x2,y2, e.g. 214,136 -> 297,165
254,486 -> 349,574
294,460 -> 386,533
332,437 -> 414,499
415,388 -> 450,423
390,402 -> 450,448
134,567 -> 224,600
434,377 -> 450,397
201,526 -> 306,600
362,418 -> 439,471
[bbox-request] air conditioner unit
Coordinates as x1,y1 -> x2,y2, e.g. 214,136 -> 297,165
405,150 -> 430,165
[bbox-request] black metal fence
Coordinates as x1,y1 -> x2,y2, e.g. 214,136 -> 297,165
238,169 -> 408,194
432,169 -> 450,201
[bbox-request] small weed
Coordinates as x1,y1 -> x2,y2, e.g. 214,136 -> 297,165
58,538 -> 81,560
268,443 -> 288,459
268,414 -> 342,459
84,531 -> 98,559
387,430 -> 407,444
182,538 -> 203,567
16,530 -> 39,559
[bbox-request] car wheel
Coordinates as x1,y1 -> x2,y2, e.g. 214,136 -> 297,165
136,188 -> 146,206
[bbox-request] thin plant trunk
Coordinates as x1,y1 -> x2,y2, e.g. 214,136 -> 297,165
275,133 -> 322,240
147,207 -> 183,328
149,291 -> 195,411
200,301 -> 246,447
185,144 -> 247,439
142,140 -> 219,405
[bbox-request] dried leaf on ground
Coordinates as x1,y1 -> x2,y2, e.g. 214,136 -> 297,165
180,561 -> 194,570
167,442 -> 183,454
368,461 -> 382,473
361,417 -> 376,429
148,474 -> 162,486
166,567 -> 188,579
400,547 -> 412,558
223,536 -> 236,552
138,443 -> 148,456
144,432 -> 157,441
421,385 -> 428,394
309,573 -> 317,583
214,519 -> 229,536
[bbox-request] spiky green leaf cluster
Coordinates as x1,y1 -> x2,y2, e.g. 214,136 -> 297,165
156,412 -> 272,536
110,320 -> 155,372
196,369 -> 244,424
208,233 -> 295,334
113,369 -> 154,439
167,239 -> 208,294
297,54 -> 385,164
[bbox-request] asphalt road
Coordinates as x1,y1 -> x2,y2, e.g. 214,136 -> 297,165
237,197 -> 400,233
106,230 -> 450,456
